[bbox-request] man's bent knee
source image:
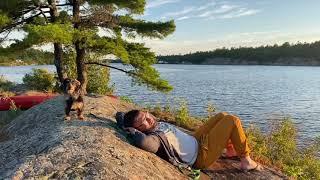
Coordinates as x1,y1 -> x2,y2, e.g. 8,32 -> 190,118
224,114 -> 241,126
214,112 -> 228,119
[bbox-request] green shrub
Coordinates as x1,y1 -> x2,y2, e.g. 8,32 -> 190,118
0,75 -> 15,92
175,100 -> 191,127
22,68 -> 56,92
206,101 -> 217,119
247,118 -> 320,179
87,64 -> 114,95
147,99 -> 203,131
120,96 -> 134,104
0,100 -> 23,128
268,119 -> 297,164
246,125 -> 270,163
63,51 -> 77,79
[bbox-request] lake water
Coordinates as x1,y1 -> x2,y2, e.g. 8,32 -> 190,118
1,64 -> 320,142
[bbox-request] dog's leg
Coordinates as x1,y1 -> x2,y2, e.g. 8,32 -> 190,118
77,107 -> 84,120
64,98 -> 72,121
76,96 -> 84,120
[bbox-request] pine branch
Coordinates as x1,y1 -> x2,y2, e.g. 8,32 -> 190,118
0,12 -> 42,33
85,62 -> 137,75
119,16 -> 175,39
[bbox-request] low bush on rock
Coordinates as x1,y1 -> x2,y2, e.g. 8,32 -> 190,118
247,118 -> 320,179
22,68 -> 56,92
0,76 -> 15,94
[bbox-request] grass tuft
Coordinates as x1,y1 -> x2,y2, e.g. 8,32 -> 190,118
0,101 -> 23,128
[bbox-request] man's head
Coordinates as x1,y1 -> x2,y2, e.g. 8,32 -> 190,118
124,110 -> 157,132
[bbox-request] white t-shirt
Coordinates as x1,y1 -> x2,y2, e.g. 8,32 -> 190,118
156,122 -> 198,165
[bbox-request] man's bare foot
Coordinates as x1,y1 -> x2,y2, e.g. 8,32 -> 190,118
240,156 -> 263,171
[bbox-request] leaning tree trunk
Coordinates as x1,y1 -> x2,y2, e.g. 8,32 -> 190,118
73,0 -> 88,94
75,42 -> 87,94
53,43 -> 66,83
48,0 -> 67,83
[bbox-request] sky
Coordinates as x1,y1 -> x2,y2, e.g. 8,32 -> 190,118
139,0 -> 320,55
3,0 -> 320,55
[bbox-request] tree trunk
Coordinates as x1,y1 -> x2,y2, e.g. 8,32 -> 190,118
48,0 -> 67,84
53,43 -> 66,83
73,0 -> 87,94
75,42 -> 87,94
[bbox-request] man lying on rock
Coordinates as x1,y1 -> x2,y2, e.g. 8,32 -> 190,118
116,110 -> 263,171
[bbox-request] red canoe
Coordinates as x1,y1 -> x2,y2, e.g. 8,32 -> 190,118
0,95 -> 57,111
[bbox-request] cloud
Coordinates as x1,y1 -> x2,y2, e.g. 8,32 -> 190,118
225,30 -> 283,39
146,0 -> 180,9
160,1 -> 261,22
161,7 -> 195,19
197,4 -> 238,18
198,11 -> 213,18
213,4 -> 238,14
176,16 -> 190,21
141,31 -> 320,55
218,8 -> 261,19
197,0 -> 217,11
131,28 -> 320,55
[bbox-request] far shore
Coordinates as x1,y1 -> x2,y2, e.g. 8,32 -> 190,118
3,62 -> 320,67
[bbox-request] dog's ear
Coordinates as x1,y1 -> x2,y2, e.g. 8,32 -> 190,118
62,78 -> 70,91
74,79 -> 81,92
63,78 -> 70,85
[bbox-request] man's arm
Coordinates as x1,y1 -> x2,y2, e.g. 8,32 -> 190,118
129,129 -> 161,153
115,112 -> 160,153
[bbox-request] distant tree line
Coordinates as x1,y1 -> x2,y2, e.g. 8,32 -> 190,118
0,48 -> 53,65
157,41 -> 320,65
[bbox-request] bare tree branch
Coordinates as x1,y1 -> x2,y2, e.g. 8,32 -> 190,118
0,30 -> 12,43
39,9 -> 49,23
56,3 -> 72,7
85,62 -> 137,75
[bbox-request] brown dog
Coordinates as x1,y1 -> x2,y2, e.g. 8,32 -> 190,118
63,78 -> 84,120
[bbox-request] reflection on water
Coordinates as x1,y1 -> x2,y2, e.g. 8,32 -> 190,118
1,64 -> 320,141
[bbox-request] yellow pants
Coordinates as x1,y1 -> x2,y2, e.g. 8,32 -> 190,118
193,112 -> 250,169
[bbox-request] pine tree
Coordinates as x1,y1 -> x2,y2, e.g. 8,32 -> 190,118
0,0 -> 175,93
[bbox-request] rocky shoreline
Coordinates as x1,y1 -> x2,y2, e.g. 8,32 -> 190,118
0,95 -> 287,179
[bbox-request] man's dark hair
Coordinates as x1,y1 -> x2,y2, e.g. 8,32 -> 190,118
124,110 -> 140,127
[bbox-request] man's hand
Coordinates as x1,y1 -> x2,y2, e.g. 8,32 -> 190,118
123,127 -> 137,134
